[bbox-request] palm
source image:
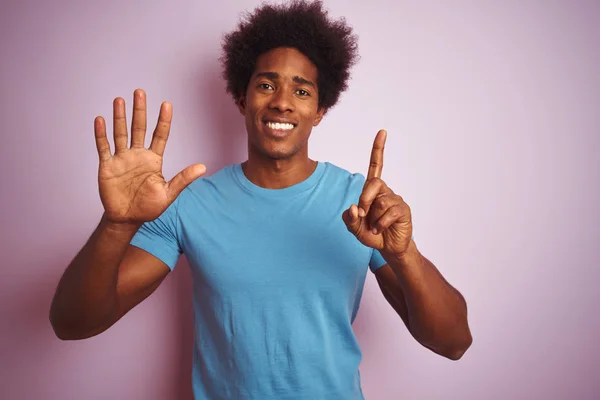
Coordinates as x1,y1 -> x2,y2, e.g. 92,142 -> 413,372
94,90 -> 205,224
99,148 -> 169,223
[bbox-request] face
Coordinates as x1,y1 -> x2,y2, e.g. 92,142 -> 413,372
237,47 -> 325,161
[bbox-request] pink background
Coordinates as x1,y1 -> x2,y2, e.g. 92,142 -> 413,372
1,0 -> 599,399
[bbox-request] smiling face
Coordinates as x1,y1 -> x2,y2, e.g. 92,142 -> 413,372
237,47 -> 325,161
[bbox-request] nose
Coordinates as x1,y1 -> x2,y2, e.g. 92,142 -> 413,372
268,88 -> 294,113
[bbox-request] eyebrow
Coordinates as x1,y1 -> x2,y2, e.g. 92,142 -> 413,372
255,72 -> 316,88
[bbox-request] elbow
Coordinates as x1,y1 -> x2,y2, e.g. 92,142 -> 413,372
49,302 -> 75,340
52,328 -> 78,341
49,296 -> 114,341
49,308 -> 98,341
417,327 -> 473,361
49,318 -> 97,341
444,331 -> 473,361
49,313 -> 79,341
50,320 -> 72,341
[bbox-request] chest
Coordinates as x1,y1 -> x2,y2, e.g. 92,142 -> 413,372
180,195 -> 371,296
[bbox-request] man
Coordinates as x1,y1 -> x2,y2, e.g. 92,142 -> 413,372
50,1 -> 472,399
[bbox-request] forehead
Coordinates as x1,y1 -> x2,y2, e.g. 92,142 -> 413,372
253,47 -> 318,83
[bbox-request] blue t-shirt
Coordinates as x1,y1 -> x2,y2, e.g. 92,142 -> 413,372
130,161 -> 387,400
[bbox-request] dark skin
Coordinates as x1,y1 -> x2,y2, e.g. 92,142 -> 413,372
343,131 -> 472,360
237,47 -> 324,189
239,47 -> 472,360
50,93 -> 200,339
50,46 -> 471,361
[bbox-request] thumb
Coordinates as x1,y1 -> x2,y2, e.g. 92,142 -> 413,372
342,204 -> 362,236
166,163 -> 207,201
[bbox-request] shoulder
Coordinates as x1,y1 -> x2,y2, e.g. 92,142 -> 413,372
174,164 -> 239,207
321,161 -> 366,191
184,164 -> 236,192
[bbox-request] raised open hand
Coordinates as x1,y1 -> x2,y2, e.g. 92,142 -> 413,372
95,89 -> 206,225
342,130 -> 413,256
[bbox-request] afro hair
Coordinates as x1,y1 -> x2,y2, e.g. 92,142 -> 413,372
220,0 -> 359,112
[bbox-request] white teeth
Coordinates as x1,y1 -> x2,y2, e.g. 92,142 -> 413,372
266,121 -> 294,131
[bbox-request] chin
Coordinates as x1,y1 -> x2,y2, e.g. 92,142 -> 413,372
252,142 -> 299,160
249,135 -> 299,161
262,148 -> 298,160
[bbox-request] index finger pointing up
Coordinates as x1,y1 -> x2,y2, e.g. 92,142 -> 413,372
367,129 -> 387,180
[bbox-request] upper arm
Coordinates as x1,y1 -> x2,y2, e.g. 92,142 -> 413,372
86,245 -> 171,336
374,264 -> 411,332
115,245 -> 171,315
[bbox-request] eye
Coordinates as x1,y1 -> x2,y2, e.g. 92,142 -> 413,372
259,83 -> 274,90
296,89 -> 310,96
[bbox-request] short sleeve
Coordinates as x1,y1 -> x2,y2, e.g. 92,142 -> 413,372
130,197 -> 183,271
369,249 -> 387,273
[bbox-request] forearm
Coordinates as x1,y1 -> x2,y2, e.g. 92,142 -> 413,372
382,240 -> 472,359
50,214 -> 141,339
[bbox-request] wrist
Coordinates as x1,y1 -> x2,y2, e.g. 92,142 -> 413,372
382,239 -> 419,266
100,213 -> 143,234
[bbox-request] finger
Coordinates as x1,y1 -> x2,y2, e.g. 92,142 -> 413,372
367,129 -> 387,180
342,204 -> 361,234
166,163 -> 207,202
342,204 -> 359,224
150,102 -> 172,156
94,116 -> 111,161
366,193 -> 399,229
130,89 -> 147,148
358,178 -> 392,217
113,97 -> 128,153
371,203 -> 405,234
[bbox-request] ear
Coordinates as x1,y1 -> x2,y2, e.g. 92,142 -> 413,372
236,93 -> 246,116
313,107 -> 325,127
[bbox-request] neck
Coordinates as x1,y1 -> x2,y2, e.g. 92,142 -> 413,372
242,149 -> 317,189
